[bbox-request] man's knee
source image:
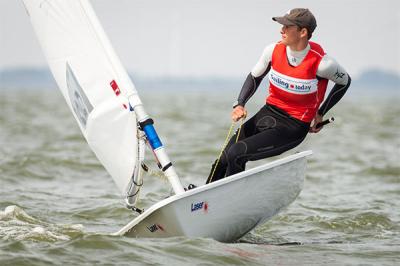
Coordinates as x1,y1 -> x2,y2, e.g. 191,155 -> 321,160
226,141 -> 247,162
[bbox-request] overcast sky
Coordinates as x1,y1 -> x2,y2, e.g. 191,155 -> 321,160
0,0 -> 399,79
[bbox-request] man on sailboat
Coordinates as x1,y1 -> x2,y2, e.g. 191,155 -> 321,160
206,8 -> 351,184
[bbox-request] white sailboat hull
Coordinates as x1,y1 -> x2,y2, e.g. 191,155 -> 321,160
115,151 -> 312,242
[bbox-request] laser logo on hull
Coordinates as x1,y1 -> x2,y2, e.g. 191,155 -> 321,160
146,224 -> 165,233
191,201 -> 208,213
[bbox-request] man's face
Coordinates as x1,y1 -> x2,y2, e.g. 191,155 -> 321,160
280,25 -> 303,45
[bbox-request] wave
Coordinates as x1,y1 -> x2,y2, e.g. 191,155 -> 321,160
0,205 -> 84,242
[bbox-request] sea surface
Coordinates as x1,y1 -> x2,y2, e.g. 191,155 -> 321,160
0,87 -> 399,265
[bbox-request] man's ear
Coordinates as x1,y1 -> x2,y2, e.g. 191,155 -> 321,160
300,28 -> 308,38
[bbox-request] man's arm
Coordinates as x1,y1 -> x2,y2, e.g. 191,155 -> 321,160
235,43 -> 275,107
317,55 -> 351,116
236,68 -> 270,107
232,44 -> 274,121
317,77 -> 351,117
310,55 -> 351,132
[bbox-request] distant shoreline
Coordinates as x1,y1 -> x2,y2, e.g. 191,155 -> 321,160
1,68 -> 399,93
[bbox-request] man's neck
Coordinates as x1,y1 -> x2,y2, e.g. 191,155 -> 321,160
288,40 -> 309,51
286,43 -> 311,66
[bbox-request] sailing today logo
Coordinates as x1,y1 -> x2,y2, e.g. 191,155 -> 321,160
269,69 -> 317,94
270,73 -> 289,89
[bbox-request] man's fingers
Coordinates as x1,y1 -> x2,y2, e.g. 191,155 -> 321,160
231,107 -> 247,122
232,113 -> 243,122
309,125 -> 322,133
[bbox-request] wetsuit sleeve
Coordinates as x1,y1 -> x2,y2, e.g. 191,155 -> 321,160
316,55 -> 351,116
236,43 -> 275,107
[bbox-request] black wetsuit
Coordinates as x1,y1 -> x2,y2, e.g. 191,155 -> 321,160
206,103 -> 310,183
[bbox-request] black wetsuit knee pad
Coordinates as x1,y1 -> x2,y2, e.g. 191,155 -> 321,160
226,141 -> 247,162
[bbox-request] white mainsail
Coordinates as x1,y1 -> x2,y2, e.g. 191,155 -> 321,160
22,0 -> 141,197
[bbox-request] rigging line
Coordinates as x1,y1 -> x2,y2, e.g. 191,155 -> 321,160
137,135 -> 169,181
141,162 -> 169,181
235,118 -> 244,143
208,119 -> 244,183
127,129 -> 146,204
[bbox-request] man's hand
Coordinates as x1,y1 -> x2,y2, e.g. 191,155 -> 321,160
231,105 -> 247,122
309,114 -> 323,133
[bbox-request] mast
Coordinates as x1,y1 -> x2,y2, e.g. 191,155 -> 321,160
128,98 -> 185,195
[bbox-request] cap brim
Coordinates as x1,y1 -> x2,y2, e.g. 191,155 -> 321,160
272,16 -> 296,26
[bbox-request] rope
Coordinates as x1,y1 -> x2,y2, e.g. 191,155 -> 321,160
141,162 -> 169,181
138,135 -> 170,181
127,130 -> 146,209
235,118 -> 244,143
208,119 -> 244,183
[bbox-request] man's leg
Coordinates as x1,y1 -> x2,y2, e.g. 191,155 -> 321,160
206,112 -> 259,184
224,112 -> 309,177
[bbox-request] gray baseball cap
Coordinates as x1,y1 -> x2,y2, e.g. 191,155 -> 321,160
272,8 -> 317,34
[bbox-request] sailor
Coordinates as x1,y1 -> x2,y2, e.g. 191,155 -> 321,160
206,8 -> 351,184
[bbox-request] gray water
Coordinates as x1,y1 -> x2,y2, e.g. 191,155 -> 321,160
0,88 -> 399,265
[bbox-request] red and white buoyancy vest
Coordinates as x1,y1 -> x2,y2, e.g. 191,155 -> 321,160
267,41 -> 329,122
